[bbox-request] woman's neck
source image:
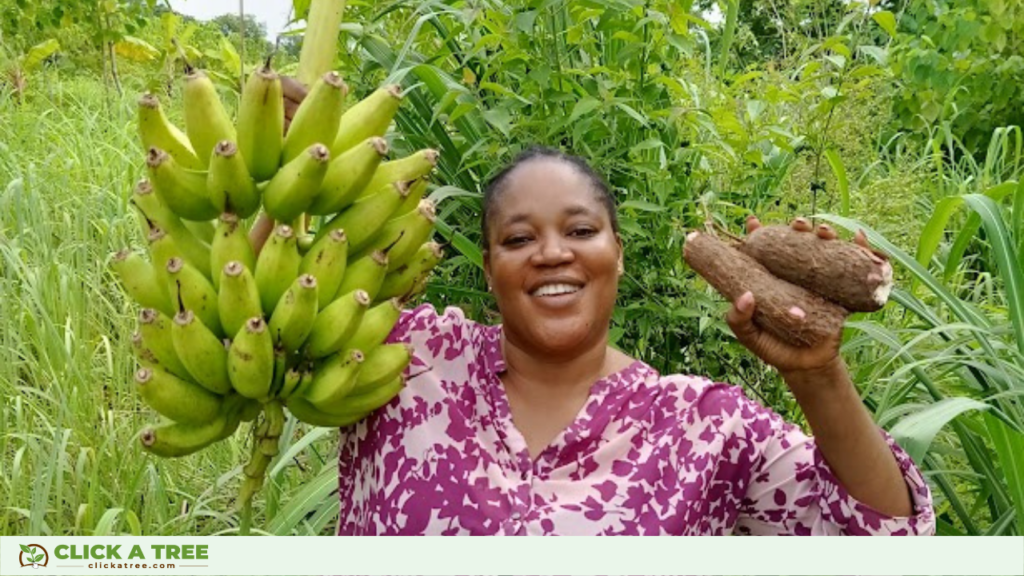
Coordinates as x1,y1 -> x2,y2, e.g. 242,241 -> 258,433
499,332 -> 613,401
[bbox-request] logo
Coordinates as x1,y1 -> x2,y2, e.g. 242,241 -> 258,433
19,544 -> 48,568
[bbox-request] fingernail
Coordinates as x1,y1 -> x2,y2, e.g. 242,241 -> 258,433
737,291 -> 754,312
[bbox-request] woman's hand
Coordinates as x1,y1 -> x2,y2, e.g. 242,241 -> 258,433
249,76 -> 310,254
724,215 -> 876,379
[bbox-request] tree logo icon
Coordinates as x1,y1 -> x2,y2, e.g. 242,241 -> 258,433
19,544 -> 48,568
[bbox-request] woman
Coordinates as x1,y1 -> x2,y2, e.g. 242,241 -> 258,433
266,82 -> 934,536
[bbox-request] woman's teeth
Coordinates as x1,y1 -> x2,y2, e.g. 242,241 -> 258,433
533,283 -> 581,297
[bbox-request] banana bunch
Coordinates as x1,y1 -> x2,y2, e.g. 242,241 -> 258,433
115,63 -> 443,461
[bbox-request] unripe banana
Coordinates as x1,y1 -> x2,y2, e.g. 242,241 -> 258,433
317,181 -> 409,252
135,366 -> 222,424
171,309 -> 232,395
228,317 -> 275,400
393,176 -> 429,217
335,250 -> 388,301
167,257 -> 221,336
218,261 -> 263,338
331,85 -> 403,155
132,331 -> 161,370
262,144 -> 331,223
133,180 -> 212,277
112,249 -> 172,315
322,376 -> 404,417
137,93 -> 202,170
285,395 -> 368,427
299,229 -> 348,310
302,349 -> 364,410
254,225 -> 301,315
282,71 -> 348,164
183,220 -> 215,244
146,147 -> 219,221
297,234 -> 316,254
138,308 -> 191,381
211,214 -> 256,292
307,137 -> 389,215
207,142 -> 260,217
278,367 -> 304,400
346,299 -> 403,354
140,413 -> 234,458
268,274 -> 319,352
359,200 -> 436,271
377,242 -> 443,301
183,68 -> 236,169
270,346 -> 289,397
351,343 -> 412,395
237,63 -> 284,181
361,149 -> 439,199
305,289 -> 371,359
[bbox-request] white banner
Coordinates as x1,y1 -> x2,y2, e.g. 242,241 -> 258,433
1,536 -> 1022,576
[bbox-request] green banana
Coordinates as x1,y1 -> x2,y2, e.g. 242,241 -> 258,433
298,229 -> 348,310
132,180 -> 212,277
112,249 -> 172,315
183,68 -> 236,169
167,257 -> 221,336
285,395 -> 368,427
270,346 -> 289,397
358,200 -> 436,271
147,227 -> 183,301
268,274 -> 319,352
218,261 -> 263,338
351,343 -> 412,395
307,137 -> 389,215
183,220 -> 215,244
281,71 -> 348,164
262,144 -> 331,223
211,213 -> 256,292
317,181 -> 409,252
361,149 -> 439,199
237,63 -> 284,182
331,85 -> 403,155
305,289 -> 371,359
135,366 -> 222,424
279,366 -> 309,399
146,147 -> 220,221
228,317 -> 275,400
393,176 -> 429,218
335,250 -> 389,301
254,224 -> 301,315
207,141 -> 260,217
302,349 -> 364,410
377,242 -> 443,301
171,309 -> 232,395
137,308 -> 192,381
321,376 -> 404,417
346,299 -> 403,354
137,93 -> 202,170
297,234 -> 316,254
140,413 -> 235,458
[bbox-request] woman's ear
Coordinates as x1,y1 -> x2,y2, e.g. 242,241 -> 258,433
616,234 -> 624,276
483,249 -> 492,291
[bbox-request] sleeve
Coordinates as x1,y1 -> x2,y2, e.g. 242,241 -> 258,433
382,303 -> 481,377
721,387 -> 936,536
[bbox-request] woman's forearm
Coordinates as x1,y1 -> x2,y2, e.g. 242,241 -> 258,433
781,359 -> 914,517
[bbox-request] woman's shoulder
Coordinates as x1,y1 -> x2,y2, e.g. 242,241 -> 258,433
386,303 -> 490,342
642,371 -> 787,434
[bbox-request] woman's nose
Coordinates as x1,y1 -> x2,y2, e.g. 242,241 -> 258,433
530,234 -> 574,266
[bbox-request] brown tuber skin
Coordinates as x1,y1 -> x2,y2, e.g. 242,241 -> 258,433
737,218 -> 893,312
684,230 -> 848,347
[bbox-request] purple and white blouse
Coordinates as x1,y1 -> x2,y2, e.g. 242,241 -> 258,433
335,304 -> 935,536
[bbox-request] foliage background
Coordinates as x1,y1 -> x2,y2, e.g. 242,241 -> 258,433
1,0 -> 1022,537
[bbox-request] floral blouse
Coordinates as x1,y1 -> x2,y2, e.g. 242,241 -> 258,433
335,304 -> 935,536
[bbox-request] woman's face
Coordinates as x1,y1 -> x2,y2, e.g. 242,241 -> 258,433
483,158 -> 623,358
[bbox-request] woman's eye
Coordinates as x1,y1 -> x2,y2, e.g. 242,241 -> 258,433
570,227 -> 596,238
503,235 -> 530,246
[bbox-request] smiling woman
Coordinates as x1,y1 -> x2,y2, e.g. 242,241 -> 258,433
333,146 -> 937,536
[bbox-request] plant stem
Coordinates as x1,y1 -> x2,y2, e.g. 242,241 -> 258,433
239,494 -> 253,536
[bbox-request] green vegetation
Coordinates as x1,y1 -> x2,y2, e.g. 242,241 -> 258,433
1,0 -> 1022,536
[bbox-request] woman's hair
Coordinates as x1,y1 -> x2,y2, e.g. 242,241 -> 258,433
480,146 -> 619,249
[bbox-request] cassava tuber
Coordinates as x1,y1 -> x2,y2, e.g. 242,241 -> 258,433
683,230 -> 848,347
737,225 -> 892,312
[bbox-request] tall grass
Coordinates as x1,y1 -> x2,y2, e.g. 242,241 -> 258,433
0,76 -> 336,535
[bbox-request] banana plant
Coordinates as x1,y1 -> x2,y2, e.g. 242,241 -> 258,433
1,39 -> 60,102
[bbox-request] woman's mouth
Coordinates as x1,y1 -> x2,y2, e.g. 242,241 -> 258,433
531,283 -> 582,297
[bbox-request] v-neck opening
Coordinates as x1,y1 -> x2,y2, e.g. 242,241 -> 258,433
481,323 -> 651,470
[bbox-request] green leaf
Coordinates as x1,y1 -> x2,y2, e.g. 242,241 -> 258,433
114,36 -> 159,62
983,413 -> 1024,535
21,39 -> 60,72
220,36 -> 241,79
20,545 -> 33,554
872,10 -> 897,38
434,218 -> 483,271
890,398 -> 991,464
620,200 -> 666,213
568,97 -> 602,124
824,148 -> 849,216
481,107 -> 513,138
614,102 -> 648,126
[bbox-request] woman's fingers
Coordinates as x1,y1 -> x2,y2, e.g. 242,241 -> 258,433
281,76 -> 308,103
